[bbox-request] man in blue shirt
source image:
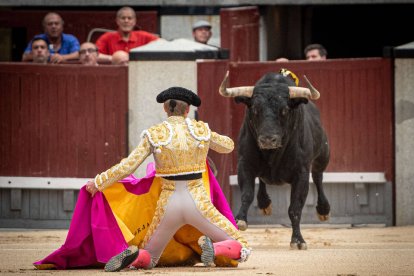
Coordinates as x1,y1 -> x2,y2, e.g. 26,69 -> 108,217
22,12 -> 80,64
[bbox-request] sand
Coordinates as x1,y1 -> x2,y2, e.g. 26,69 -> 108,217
1,225 -> 414,276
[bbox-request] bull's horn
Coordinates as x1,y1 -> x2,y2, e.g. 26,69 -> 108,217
288,87 -> 311,99
303,75 -> 320,100
219,70 -> 254,98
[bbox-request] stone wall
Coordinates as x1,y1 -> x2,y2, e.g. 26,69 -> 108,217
395,57 -> 414,225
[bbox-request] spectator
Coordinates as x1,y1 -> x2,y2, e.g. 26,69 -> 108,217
304,44 -> 327,60
112,50 -> 129,65
31,38 -> 50,64
275,44 -> 328,62
22,12 -> 80,64
192,20 -> 212,44
275,57 -> 289,62
96,6 -> 158,63
79,42 -> 99,66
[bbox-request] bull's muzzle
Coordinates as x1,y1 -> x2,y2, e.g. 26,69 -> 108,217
258,134 -> 283,149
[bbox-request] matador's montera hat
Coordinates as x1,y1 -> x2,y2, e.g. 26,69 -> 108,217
156,87 -> 201,107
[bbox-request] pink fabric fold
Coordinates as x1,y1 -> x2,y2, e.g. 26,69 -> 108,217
33,163 -> 236,269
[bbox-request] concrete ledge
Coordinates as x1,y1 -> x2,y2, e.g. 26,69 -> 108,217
229,172 -> 386,186
0,177 -> 89,190
247,224 -> 387,229
394,41 -> 414,58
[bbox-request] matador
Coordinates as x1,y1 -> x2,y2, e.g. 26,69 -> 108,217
85,87 -> 251,271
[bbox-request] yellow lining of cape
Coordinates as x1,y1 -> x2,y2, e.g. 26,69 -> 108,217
101,171 -> 233,267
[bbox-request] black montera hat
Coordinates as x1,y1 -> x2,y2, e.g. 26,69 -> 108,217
156,87 -> 201,107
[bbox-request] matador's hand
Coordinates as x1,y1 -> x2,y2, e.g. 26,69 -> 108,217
86,180 -> 98,197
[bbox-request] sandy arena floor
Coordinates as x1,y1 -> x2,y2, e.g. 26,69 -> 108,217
1,225 -> 414,276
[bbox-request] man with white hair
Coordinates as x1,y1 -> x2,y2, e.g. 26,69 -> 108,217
96,6 -> 158,63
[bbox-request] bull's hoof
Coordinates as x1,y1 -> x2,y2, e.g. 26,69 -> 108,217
317,212 -> 330,221
290,242 -> 308,250
236,220 -> 248,231
260,204 -> 272,216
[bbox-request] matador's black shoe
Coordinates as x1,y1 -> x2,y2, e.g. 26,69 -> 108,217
198,236 -> 215,267
104,245 -> 139,272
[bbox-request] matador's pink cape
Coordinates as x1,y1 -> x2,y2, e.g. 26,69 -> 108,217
33,162 -> 237,269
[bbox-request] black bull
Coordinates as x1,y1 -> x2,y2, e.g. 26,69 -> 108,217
219,71 -> 331,249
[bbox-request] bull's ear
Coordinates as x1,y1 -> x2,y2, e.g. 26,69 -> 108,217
235,96 -> 251,106
288,98 -> 308,108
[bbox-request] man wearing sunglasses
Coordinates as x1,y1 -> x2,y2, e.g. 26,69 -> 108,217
79,42 -> 99,66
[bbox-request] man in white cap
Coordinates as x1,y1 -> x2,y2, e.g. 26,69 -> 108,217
192,20 -> 212,44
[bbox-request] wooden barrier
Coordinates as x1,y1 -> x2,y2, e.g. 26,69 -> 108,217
0,63 -> 128,228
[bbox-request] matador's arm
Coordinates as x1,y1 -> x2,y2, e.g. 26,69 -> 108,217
94,136 -> 152,191
209,131 -> 234,154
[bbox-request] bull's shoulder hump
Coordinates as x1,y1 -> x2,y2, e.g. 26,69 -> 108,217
186,118 -> 211,141
141,122 -> 172,147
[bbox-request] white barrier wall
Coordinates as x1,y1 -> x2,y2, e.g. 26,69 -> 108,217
128,60 -> 197,176
395,57 -> 414,226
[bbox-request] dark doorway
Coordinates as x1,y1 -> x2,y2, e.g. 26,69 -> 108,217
12,28 -> 27,61
309,4 -> 414,58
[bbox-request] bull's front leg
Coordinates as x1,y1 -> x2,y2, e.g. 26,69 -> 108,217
235,161 -> 256,231
257,179 -> 272,215
288,172 -> 309,250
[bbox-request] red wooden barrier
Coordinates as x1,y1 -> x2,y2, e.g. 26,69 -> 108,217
198,58 -> 394,200
0,63 -> 128,177
220,6 -> 260,62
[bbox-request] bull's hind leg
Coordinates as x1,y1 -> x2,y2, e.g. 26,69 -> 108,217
257,179 -> 272,215
312,172 -> 330,221
288,173 -> 309,250
312,137 -> 331,221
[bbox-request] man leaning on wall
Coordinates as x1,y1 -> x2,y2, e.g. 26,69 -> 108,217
22,12 -> 80,64
304,44 -> 327,60
95,6 -> 158,64
275,43 -> 328,62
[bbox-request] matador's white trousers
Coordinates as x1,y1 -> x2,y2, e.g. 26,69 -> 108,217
141,179 -> 242,267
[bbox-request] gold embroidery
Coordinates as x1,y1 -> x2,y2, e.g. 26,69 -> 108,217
140,179 -> 249,250
140,179 -> 175,248
95,137 -> 151,191
145,116 -> 233,177
95,116 -> 234,188
146,123 -> 171,145
187,179 -> 249,248
209,132 -> 234,154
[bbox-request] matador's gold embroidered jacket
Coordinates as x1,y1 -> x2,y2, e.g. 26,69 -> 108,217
94,116 -> 234,191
